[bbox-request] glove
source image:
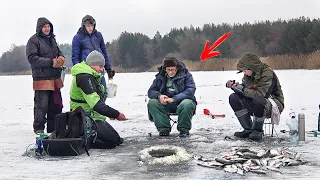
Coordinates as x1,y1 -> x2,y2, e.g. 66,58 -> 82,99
53,56 -> 66,68
106,69 -> 115,79
226,80 -> 236,88
231,84 -> 244,96
116,112 -> 127,121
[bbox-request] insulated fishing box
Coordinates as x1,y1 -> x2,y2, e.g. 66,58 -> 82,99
42,137 -> 86,156
42,107 -> 92,156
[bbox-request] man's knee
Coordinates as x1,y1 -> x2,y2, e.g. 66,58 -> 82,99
229,93 -> 241,105
147,99 -> 160,108
250,97 -> 267,117
178,99 -> 196,110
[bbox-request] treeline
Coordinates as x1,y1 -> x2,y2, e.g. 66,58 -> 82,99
1,16 -> 320,73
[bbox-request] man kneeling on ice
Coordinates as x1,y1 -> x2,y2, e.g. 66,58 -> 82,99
147,57 -> 197,137
70,50 -> 127,148
226,52 -> 284,141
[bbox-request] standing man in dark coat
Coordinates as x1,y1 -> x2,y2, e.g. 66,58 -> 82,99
26,17 -> 66,134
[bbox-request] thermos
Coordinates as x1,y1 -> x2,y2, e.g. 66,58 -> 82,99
298,113 -> 305,141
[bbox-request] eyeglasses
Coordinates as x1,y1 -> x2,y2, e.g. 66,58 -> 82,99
166,68 -> 177,72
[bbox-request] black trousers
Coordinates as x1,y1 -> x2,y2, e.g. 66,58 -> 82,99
91,120 -> 122,149
33,90 -> 62,133
229,93 -> 268,118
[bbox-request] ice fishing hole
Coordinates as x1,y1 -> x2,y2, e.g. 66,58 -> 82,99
148,149 -> 176,158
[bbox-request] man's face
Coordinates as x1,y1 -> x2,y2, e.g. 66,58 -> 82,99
243,69 -> 253,76
41,24 -> 51,35
85,25 -> 94,34
91,65 -> 104,73
165,66 -> 177,77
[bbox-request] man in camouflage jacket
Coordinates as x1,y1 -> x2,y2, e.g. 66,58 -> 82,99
226,52 -> 284,141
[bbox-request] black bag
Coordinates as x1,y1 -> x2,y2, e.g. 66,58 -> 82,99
43,107 -> 94,156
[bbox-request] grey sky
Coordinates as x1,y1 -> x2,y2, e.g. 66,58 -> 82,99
0,0 -> 319,55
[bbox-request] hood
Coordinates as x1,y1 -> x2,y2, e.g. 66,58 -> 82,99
78,15 -> 97,35
71,61 -> 101,78
237,52 -> 263,74
36,17 -> 53,35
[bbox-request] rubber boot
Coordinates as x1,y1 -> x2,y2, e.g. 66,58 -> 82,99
234,109 -> 252,138
249,116 -> 265,141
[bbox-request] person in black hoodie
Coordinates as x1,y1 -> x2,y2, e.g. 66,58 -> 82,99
26,17 -> 66,134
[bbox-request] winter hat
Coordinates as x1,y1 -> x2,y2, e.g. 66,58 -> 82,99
82,15 -> 96,26
86,50 -> 105,66
163,57 -> 178,68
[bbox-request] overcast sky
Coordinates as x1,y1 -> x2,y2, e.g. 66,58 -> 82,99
0,0 -> 319,55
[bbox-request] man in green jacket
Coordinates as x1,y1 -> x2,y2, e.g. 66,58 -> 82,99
70,50 -> 127,148
226,52 -> 284,141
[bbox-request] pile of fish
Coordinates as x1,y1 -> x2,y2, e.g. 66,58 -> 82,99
194,147 -> 307,175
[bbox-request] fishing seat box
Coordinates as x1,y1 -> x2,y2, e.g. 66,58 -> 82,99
42,137 -> 86,156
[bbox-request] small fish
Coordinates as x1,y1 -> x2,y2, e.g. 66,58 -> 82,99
243,165 -> 250,172
223,164 -> 238,173
260,158 -> 268,167
194,155 -> 203,161
268,149 -> 280,157
250,169 -> 267,174
230,158 -> 248,164
242,152 -> 259,159
235,163 -> 243,169
267,159 -> 276,167
272,155 -> 284,160
274,162 -> 283,168
250,165 -> 261,170
237,168 -> 244,175
294,153 -> 302,161
287,160 -> 307,166
251,159 -> 261,166
197,161 -> 224,168
215,158 -> 232,165
266,166 -> 282,174
257,150 -> 267,158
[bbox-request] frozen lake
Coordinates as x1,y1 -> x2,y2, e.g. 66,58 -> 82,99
0,70 -> 320,180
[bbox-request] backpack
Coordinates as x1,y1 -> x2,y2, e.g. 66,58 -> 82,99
43,107 -> 95,156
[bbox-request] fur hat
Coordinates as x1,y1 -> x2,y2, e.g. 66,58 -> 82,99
162,57 -> 178,68
86,50 -> 105,66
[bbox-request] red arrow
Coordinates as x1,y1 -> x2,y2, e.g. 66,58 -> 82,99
200,31 -> 232,61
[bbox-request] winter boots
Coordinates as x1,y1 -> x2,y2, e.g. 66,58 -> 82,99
249,116 -> 265,141
234,109 -> 252,138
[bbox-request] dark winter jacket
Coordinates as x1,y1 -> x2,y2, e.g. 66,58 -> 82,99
71,15 -> 111,70
237,52 -> 284,112
26,17 -> 63,81
148,60 -> 197,105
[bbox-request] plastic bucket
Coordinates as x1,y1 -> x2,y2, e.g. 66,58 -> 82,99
106,83 -> 117,98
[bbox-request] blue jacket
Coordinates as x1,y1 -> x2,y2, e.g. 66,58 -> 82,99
72,27 -> 111,69
148,61 -> 197,105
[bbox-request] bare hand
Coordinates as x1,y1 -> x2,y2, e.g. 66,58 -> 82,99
164,97 -> 174,103
159,95 -> 168,105
116,113 -> 127,121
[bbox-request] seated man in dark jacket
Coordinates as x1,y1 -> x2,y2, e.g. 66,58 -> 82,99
226,52 -> 284,141
70,50 -> 127,149
147,57 -> 197,137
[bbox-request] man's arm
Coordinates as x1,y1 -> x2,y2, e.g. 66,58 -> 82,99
76,74 -> 120,118
173,72 -> 196,104
72,35 -> 81,65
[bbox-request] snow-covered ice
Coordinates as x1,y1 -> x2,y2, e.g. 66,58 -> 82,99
0,70 -> 320,180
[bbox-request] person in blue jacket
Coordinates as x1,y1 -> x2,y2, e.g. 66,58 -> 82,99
72,15 -> 115,88
147,57 -> 197,137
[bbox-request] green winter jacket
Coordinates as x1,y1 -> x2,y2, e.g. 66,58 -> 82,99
70,61 -> 119,120
237,53 -> 284,112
